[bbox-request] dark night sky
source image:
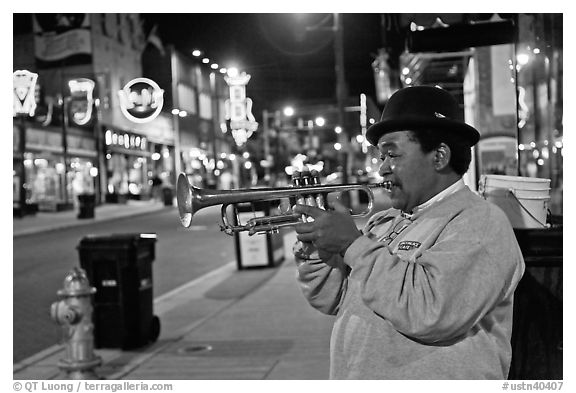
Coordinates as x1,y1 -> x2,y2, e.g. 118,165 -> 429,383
12,12 -> 384,117
142,13 -> 384,116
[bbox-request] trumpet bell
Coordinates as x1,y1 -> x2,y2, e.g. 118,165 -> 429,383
177,173 -> 195,227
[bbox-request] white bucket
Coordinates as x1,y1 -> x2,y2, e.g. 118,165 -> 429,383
479,174 -> 550,228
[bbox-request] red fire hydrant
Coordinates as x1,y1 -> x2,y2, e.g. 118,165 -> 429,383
50,267 -> 102,379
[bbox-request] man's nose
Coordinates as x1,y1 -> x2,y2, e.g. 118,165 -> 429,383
379,159 -> 392,176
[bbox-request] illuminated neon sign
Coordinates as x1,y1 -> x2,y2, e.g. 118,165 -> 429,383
68,78 -> 95,126
224,71 -> 258,146
13,70 -> 38,117
118,77 -> 164,123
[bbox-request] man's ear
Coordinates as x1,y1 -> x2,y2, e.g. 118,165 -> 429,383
434,143 -> 451,171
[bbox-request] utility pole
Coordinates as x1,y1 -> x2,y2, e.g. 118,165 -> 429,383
210,72 -> 220,183
61,95 -> 70,207
262,109 -> 271,185
334,14 -> 349,174
300,14 -> 349,187
334,12 -> 347,144
93,97 -> 106,205
18,114 -> 27,216
170,45 -> 182,177
333,13 -> 352,206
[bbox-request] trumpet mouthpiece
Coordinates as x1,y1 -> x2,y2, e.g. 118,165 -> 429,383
382,181 -> 393,191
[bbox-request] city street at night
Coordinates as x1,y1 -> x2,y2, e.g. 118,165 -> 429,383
12,12 -> 564,384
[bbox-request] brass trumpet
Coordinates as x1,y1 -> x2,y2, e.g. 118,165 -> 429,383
177,172 -> 386,235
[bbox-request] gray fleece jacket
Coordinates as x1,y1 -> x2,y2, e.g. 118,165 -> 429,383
294,186 -> 525,379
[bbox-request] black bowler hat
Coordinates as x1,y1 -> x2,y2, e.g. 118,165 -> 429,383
366,85 -> 480,146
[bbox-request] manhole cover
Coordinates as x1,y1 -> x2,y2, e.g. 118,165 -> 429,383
177,344 -> 213,354
174,339 -> 293,357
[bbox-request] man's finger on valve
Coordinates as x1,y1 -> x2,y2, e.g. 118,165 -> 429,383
296,232 -> 318,243
293,204 -> 325,219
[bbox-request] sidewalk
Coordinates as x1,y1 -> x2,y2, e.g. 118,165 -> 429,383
13,199 -> 169,237
13,200 -> 336,380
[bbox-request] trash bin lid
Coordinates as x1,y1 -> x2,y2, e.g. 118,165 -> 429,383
78,233 -> 157,247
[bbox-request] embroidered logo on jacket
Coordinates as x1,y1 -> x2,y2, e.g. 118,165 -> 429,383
397,241 -> 421,251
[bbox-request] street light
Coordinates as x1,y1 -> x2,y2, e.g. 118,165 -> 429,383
283,106 -> 294,117
227,67 -> 239,78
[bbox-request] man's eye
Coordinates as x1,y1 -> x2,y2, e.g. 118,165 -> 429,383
380,153 -> 398,160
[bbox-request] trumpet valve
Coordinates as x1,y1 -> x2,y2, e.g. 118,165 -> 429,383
310,169 -> 326,209
219,224 -> 234,236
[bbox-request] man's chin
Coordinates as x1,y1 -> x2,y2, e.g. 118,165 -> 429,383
389,199 -> 405,211
388,191 -> 409,211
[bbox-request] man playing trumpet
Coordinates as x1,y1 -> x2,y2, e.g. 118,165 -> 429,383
292,86 -> 525,379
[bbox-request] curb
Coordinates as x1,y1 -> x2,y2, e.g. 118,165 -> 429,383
13,205 -> 172,238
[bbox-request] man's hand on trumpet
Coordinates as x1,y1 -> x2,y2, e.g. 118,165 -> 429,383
294,199 -> 363,257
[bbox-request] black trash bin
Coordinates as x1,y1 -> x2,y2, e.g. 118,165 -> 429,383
77,233 -> 160,349
162,187 -> 173,206
77,194 -> 96,219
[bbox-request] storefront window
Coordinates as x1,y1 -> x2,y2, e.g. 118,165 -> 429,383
515,14 -> 562,215
106,152 -> 152,200
70,157 -> 96,198
127,156 -> 149,197
24,153 -> 63,206
104,128 -> 158,201
18,152 -> 96,210
106,153 -> 129,195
